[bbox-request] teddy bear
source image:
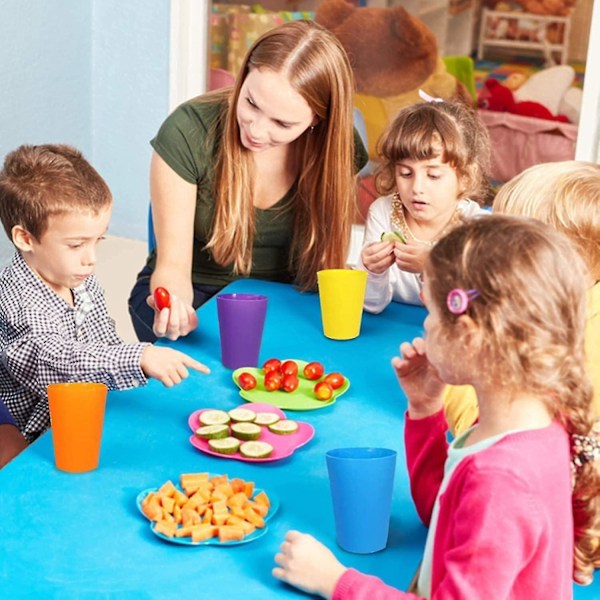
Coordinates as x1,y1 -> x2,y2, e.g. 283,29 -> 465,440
314,0 -> 471,161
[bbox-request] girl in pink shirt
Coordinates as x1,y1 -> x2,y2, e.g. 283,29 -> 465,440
273,215 -> 600,598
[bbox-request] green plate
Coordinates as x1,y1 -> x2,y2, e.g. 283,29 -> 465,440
232,359 -> 350,411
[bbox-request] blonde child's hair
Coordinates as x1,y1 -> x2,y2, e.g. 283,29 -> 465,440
374,100 -> 491,203
199,20 -> 357,290
427,214 -> 599,582
0,144 -> 112,242
493,160 -> 600,282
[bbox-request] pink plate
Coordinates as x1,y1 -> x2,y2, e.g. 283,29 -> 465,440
188,403 -> 314,463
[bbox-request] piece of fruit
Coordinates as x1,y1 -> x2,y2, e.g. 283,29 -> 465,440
228,408 -> 257,422
239,441 -> 274,459
231,422 -> 262,441
268,420 -> 299,435
208,437 -> 241,455
264,370 -> 283,391
195,424 -> 230,440
324,372 -> 345,390
281,374 -> 299,393
262,358 -> 282,373
303,361 -> 324,380
314,381 -> 334,401
254,412 -> 280,426
199,409 -> 231,426
237,372 -> 257,391
153,286 -> 171,310
380,231 -> 406,244
280,360 -> 298,377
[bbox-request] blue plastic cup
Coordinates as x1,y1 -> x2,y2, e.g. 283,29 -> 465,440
326,447 -> 397,554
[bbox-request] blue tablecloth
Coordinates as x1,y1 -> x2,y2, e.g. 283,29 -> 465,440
0,279 -> 597,598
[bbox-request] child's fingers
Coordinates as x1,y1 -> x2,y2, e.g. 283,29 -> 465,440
181,354 -> 211,375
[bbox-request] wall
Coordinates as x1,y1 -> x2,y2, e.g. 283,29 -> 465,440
0,0 -> 170,244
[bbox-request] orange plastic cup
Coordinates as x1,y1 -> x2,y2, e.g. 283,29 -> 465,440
47,382 -> 107,473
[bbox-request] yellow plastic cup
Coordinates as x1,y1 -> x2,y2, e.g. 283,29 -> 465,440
47,382 -> 107,473
317,269 -> 368,340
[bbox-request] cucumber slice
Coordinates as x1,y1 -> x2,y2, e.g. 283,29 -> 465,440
254,412 -> 281,426
195,424 -> 230,440
199,409 -> 231,426
208,437 -> 241,455
239,441 -> 274,459
231,422 -> 262,441
380,231 -> 406,244
227,408 -> 257,423
268,419 -> 299,435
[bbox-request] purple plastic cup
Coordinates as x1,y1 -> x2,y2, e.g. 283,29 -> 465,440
216,293 -> 268,369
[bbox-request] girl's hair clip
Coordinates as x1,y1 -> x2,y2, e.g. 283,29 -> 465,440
419,89 -> 444,103
447,289 -> 479,315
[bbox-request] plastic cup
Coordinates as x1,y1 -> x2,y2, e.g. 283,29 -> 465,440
326,447 -> 397,553
47,382 -> 108,473
317,269 -> 367,340
216,293 -> 268,369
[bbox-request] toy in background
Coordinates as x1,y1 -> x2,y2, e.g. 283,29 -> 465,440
315,0 -> 471,163
477,64 -> 582,123
483,0 -> 576,16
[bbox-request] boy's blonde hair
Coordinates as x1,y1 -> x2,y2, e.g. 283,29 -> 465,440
427,214 -> 599,582
493,160 -> 600,281
374,100 -> 491,203
200,20 -> 357,290
0,144 -> 112,241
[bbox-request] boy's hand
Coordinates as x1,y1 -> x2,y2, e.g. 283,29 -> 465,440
141,345 -> 209,387
147,292 -> 199,341
391,337 -> 444,418
361,241 -> 395,274
273,531 -> 346,599
393,241 -> 430,274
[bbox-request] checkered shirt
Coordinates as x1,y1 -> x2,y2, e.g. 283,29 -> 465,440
0,252 -> 148,443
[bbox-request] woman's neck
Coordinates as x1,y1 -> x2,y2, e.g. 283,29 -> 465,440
464,384 -> 553,446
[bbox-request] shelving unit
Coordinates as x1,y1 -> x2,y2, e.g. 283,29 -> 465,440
477,8 -> 571,65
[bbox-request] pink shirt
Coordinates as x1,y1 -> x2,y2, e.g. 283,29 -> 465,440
333,411 -> 573,599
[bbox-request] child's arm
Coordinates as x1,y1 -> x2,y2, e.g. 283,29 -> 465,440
140,345 -> 209,386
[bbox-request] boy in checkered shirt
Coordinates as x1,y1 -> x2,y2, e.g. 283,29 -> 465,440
0,144 -> 210,443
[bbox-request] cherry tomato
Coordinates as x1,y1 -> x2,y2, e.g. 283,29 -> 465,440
303,361 -> 324,381
264,370 -> 283,391
281,360 -> 298,377
153,287 -> 171,310
262,358 -> 282,374
281,374 -> 299,393
314,381 -> 333,401
237,372 -> 257,391
324,372 -> 345,390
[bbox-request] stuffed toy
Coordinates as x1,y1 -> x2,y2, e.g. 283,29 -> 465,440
484,0 -> 576,16
315,0 -> 470,160
478,78 -> 569,122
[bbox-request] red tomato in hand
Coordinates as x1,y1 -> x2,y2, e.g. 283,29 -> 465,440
281,360 -> 298,377
262,358 -> 282,374
314,381 -> 333,401
303,361 -> 324,381
281,374 -> 299,393
237,372 -> 257,391
264,370 -> 283,391
324,372 -> 345,390
153,287 -> 171,310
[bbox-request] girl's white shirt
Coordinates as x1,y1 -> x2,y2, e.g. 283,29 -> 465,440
357,195 -> 487,313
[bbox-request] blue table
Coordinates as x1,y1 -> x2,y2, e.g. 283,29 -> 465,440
1,279 -> 597,598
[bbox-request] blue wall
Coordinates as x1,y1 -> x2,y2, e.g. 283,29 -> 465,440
0,0 -> 170,241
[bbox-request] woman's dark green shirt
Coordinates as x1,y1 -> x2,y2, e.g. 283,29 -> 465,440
148,98 -> 368,288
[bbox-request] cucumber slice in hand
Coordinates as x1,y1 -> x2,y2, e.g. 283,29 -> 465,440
380,231 -> 406,244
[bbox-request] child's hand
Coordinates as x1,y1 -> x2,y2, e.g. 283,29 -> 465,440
273,531 -> 346,599
392,337 -> 445,419
361,241 -> 395,275
147,291 -> 199,341
393,241 -> 430,274
141,345 -> 210,387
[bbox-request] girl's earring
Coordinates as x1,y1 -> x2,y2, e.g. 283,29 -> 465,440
309,125 -> 315,134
